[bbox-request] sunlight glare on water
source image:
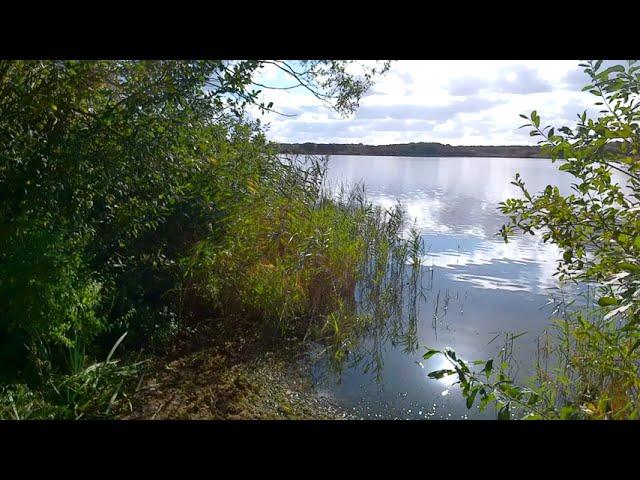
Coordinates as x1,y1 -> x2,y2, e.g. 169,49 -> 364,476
310,155 -> 579,420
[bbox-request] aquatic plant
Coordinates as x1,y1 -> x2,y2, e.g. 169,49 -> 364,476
182,154 -> 424,376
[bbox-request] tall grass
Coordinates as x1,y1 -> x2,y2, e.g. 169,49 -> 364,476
1,152 -> 424,418
1,60 -> 399,419
531,285 -> 640,419
0,333 -> 142,419
182,154 -> 424,372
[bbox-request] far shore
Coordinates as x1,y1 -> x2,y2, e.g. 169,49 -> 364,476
275,142 -> 548,159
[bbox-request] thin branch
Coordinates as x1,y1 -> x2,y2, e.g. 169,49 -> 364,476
250,82 -> 300,91
262,61 -> 334,109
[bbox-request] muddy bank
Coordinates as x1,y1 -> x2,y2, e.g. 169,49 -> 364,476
120,319 -> 353,420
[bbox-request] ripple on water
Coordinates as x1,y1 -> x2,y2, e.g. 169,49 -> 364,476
313,156 -> 575,419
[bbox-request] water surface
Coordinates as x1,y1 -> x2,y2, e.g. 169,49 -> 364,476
312,155 -> 578,419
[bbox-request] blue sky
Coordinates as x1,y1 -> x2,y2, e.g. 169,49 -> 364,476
249,60 -> 614,146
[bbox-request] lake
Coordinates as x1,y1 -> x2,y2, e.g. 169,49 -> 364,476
310,155 -> 580,419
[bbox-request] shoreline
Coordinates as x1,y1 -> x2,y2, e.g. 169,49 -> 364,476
275,142 -> 546,159
120,320 -> 354,420
280,152 -> 552,160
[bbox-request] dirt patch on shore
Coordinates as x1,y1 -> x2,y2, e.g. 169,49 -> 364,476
120,319 -> 352,420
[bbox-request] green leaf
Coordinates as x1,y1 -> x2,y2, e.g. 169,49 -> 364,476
559,406 -> 581,420
523,413 -> 544,420
466,389 -> 478,409
619,262 -> 640,273
601,65 -> 625,76
428,369 -> 456,379
422,348 -> 440,360
498,402 -> 511,420
531,110 -> 540,128
484,359 -> 493,378
598,296 -> 619,307
479,393 -> 495,412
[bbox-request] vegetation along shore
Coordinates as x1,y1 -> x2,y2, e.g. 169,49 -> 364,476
1,59 -> 639,420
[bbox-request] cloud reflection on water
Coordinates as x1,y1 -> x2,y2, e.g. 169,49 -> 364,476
316,155 -> 593,419
325,156 -> 571,295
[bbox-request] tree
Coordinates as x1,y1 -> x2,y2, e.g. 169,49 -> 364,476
501,60 -> 640,324
428,60 -> 640,419
0,59 -> 391,364
203,60 -> 391,116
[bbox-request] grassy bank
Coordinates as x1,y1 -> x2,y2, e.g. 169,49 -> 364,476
0,151 -> 420,418
0,60 -> 416,419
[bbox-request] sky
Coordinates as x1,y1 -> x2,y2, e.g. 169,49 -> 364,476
248,60 -> 610,146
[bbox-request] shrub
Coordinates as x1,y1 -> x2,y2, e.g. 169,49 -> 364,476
427,60 -> 640,420
183,156 -> 423,355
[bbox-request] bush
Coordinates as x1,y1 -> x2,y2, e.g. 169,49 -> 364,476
427,60 -> 640,420
0,60 -> 394,417
183,156 -> 423,356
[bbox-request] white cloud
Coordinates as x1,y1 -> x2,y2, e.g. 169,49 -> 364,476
250,60 -> 601,145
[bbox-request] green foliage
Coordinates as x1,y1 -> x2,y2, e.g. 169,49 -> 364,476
502,60 -> 640,322
0,60 -> 392,417
2,60 -> 236,359
182,155 -> 423,363
425,343 -> 551,420
0,230 -> 102,350
428,60 -> 640,420
0,334 -> 142,419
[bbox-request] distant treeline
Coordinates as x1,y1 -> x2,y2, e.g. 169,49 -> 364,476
276,142 -> 547,158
